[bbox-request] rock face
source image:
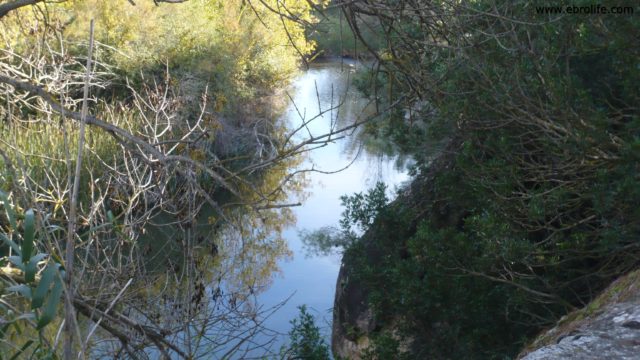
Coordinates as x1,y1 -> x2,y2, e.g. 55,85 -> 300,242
519,270 -> 640,360
331,261 -> 376,359
331,141 -> 462,359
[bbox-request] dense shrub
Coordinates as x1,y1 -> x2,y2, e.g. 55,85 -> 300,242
328,1 -> 640,358
285,305 -> 331,360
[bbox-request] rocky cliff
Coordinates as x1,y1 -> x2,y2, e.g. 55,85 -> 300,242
331,260 -> 376,359
334,266 -> 640,359
331,143 -> 463,359
330,137 -> 639,359
519,269 -> 640,360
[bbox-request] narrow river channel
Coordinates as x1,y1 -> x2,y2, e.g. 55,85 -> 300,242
258,59 -> 409,352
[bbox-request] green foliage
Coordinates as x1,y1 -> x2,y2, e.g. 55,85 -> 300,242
361,332 -> 411,360
0,191 -> 63,358
1,1 -> 323,357
339,182 -> 388,233
300,226 -> 345,256
334,1 -> 640,358
301,182 -> 388,256
285,305 -> 331,360
62,0 -> 319,114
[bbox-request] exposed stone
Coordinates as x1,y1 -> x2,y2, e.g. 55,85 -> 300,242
331,140 -> 463,359
519,270 -> 640,360
331,249 -> 378,360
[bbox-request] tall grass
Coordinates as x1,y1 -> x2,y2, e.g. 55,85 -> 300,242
0,104 -> 144,212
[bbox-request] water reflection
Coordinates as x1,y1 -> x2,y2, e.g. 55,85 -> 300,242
116,59 -> 408,358
258,59 -> 409,351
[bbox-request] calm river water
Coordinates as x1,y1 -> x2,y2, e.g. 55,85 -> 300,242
258,59 -> 409,352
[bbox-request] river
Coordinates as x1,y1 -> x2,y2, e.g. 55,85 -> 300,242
129,59 -> 408,359
257,59 -> 409,353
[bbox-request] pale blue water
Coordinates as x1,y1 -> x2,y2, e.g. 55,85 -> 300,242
256,60 -> 409,355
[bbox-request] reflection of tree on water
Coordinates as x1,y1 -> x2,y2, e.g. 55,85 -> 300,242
85,151 -> 308,357
292,61 -> 410,179
88,190 -> 304,357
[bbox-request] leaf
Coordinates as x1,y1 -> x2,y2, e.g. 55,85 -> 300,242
32,263 -> 56,310
25,253 -> 47,284
0,191 -> 16,231
37,275 -> 63,329
7,285 -> 32,300
0,233 -> 21,256
45,224 -> 64,234
12,313 -> 36,322
8,256 -> 25,272
22,209 -> 35,263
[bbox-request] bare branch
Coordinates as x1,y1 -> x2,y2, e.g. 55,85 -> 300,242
0,0 -> 43,19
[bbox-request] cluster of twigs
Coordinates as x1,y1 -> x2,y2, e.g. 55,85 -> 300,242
0,1 -> 373,358
338,0 -> 639,308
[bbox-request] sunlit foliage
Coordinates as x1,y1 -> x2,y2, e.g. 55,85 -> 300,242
0,0 -> 325,357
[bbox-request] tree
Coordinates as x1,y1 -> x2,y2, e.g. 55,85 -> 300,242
0,0 -> 362,359
284,305 -> 330,360
301,182 -> 389,256
325,0 -> 639,358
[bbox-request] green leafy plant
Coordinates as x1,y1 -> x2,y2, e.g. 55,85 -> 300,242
301,182 -> 389,256
284,305 -> 331,360
1,191 -> 64,358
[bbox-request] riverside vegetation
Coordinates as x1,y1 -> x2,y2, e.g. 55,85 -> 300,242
303,1 -> 640,359
0,0 -> 336,358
